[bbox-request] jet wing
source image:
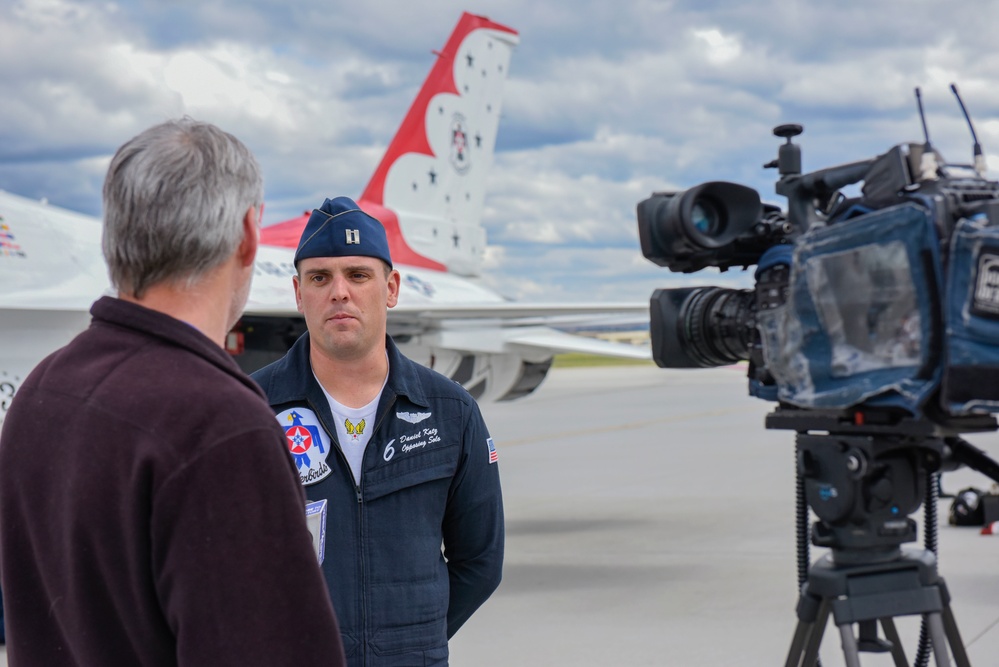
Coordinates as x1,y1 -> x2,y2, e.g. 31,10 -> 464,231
0,191 -> 109,312
501,326 -> 650,359
389,303 -> 650,359
248,245 -> 650,359
389,301 -> 648,322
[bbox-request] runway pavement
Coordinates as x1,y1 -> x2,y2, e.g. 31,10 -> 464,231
2,364 -> 997,665
449,364 -> 999,666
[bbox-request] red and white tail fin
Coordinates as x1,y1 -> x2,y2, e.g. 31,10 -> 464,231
259,12 -> 519,276
359,12 -> 518,275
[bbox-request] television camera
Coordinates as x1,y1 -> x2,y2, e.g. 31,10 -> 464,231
637,86 -> 999,666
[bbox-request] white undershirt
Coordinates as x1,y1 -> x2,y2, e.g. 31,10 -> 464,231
314,359 -> 389,486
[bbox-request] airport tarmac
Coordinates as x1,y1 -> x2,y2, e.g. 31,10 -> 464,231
2,364 -> 997,665
449,364 -> 999,666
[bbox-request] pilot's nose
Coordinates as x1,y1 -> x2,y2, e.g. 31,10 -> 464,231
329,274 -> 350,302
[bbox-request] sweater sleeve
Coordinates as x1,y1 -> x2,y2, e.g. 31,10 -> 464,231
151,425 -> 346,666
442,400 -> 505,638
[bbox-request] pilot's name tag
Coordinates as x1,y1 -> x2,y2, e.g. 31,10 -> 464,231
305,499 -> 328,564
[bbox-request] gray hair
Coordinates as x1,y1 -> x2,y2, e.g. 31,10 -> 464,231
102,118 -> 264,298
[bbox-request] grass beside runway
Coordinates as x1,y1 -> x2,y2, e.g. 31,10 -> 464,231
551,353 -> 655,368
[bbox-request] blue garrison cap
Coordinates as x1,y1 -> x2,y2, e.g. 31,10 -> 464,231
294,196 -> 393,268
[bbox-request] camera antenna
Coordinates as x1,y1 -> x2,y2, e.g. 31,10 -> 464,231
915,87 -> 940,180
950,82 -> 987,177
915,87 -> 932,146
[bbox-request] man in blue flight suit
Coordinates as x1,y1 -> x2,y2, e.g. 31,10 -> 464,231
252,196 -> 504,667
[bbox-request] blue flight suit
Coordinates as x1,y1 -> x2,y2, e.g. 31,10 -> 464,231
252,334 -> 504,667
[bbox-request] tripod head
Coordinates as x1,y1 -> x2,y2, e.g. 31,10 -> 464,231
767,406 -> 999,564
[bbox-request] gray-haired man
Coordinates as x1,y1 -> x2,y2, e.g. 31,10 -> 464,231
0,119 -> 346,666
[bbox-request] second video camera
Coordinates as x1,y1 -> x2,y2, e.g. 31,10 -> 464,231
638,88 -> 999,421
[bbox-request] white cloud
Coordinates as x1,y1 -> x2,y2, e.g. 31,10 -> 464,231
6,0 -> 999,304
692,28 -> 742,65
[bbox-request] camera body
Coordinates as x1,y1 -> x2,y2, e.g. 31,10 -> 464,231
638,122 -> 999,420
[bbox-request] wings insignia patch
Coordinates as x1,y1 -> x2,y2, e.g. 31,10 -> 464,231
397,411 -> 432,424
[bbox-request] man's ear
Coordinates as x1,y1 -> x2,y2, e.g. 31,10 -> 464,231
237,204 -> 261,268
293,274 -> 304,314
386,269 -> 401,308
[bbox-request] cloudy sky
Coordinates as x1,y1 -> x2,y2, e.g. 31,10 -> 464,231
4,0 -> 999,303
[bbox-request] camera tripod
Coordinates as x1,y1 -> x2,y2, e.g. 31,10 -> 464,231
765,408 -> 999,667
784,547 -> 969,667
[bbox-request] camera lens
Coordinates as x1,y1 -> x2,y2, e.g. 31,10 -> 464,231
679,287 -> 755,367
691,199 -> 721,236
636,182 -> 762,271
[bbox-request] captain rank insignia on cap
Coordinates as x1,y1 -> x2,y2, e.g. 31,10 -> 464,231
294,196 -> 392,268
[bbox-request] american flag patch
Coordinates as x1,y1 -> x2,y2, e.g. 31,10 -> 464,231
487,438 -> 498,464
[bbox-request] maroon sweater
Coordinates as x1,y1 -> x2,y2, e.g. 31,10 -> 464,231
0,297 -> 345,666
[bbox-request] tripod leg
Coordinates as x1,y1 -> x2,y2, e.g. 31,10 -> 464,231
878,617 -> 909,667
800,599 -> 831,667
786,590 -> 829,667
941,605 -> 972,667
926,612 -> 953,667
785,620 -> 814,667
838,623 -> 863,667
785,617 -> 813,667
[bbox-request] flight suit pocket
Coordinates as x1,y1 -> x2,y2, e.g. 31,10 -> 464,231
363,445 -> 457,501
364,414 -> 461,501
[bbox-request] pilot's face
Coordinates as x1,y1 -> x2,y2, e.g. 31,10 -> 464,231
294,255 -> 399,362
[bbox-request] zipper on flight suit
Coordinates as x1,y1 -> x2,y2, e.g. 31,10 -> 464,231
308,400 -> 369,665
314,390 -> 399,666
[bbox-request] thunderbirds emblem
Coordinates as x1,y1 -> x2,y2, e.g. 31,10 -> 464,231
449,113 -> 471,174
277,408 -> 332,486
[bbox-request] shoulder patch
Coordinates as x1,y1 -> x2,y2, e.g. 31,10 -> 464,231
487,437 -> 498,464
276,408 -> 333,486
